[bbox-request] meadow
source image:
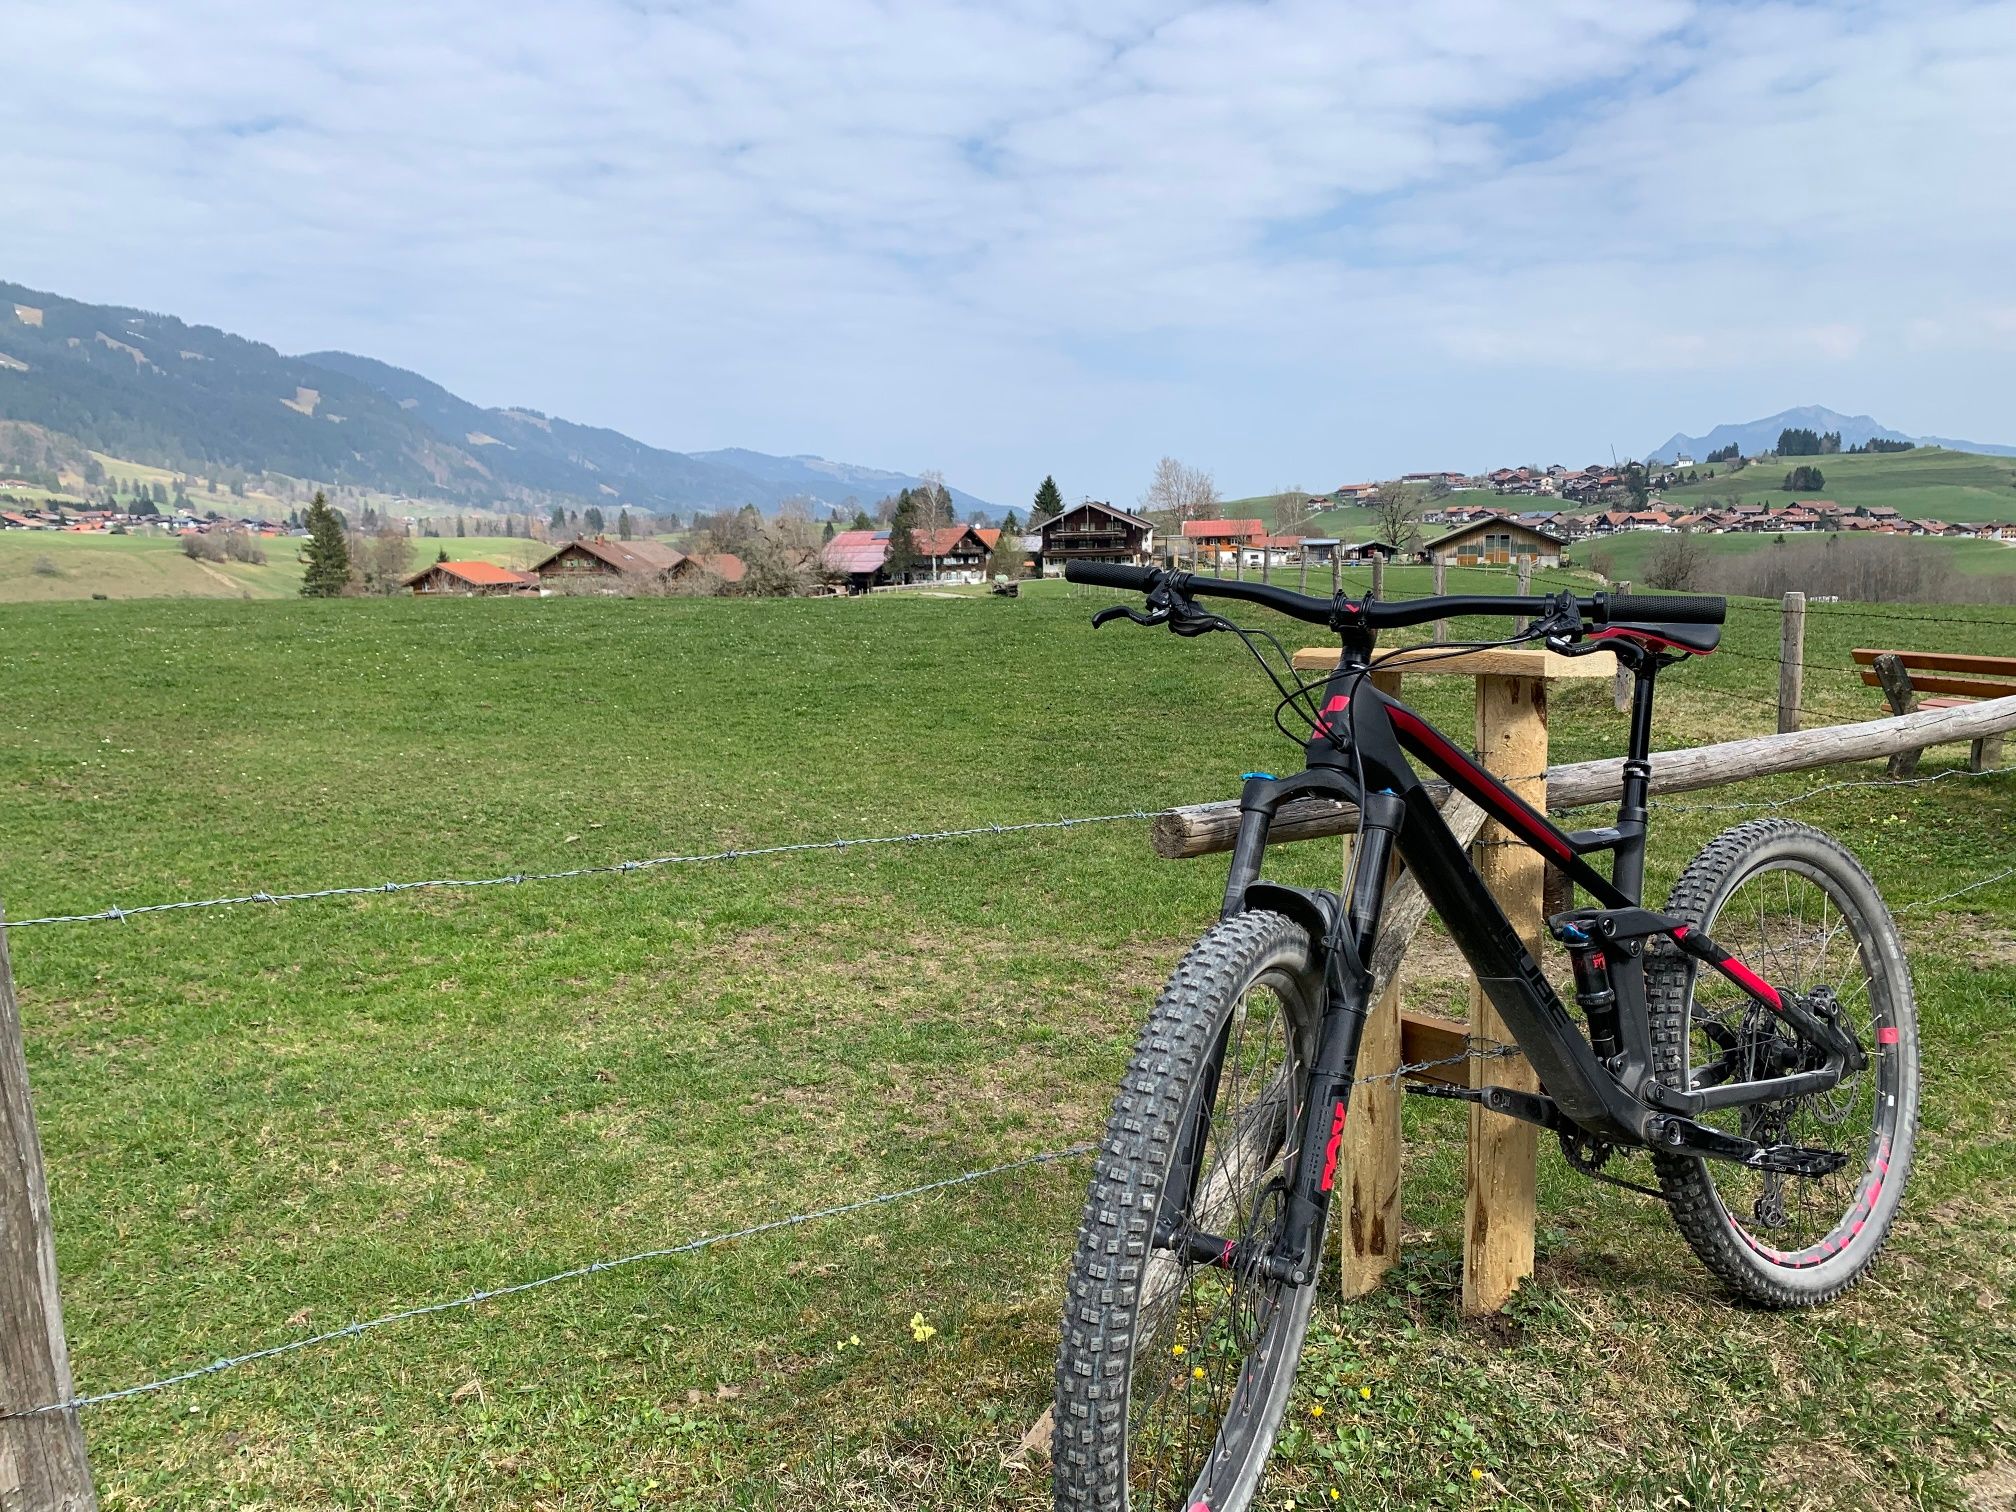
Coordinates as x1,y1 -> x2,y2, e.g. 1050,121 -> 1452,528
1659,446 -> 2016,523
1,578 -> 2011,1509
0,530 -> 548,603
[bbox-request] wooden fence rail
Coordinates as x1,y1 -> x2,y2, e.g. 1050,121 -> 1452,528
1152,692 -> 2016,859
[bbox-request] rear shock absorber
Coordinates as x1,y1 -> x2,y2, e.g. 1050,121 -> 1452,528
1554,918 -> 1621,1061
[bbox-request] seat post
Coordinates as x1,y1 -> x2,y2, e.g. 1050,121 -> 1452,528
1612,658 -> 1659,902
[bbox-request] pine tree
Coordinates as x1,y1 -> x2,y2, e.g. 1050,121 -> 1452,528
618,509 -> 633,539
584,506 -> 605,533
549,504 -> 566,534
300,491 -> 351,597
851,508 -> 874,530
1030,475 -> 1063,527
1000,508 -> 1022,535
884,489 -> 921,583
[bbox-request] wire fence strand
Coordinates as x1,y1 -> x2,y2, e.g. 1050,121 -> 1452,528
0,809 -> 1166,930
0,1142 -> 1100,1421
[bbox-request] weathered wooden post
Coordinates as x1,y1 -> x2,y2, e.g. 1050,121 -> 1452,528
1235,547 -> 1244,582
1432,558 -> 1447,640
1331,559 -> 1340,596
1873,653 -> 1921,778
1370,554 -> 1386,599
1464,670 -> 1548,1316
0,905 -> 100,1510
1514,560 -> 1533,633
1261,546 -> 1271,584
1287,648 -> 1609,1313
1298,555 -> 1308,593
1611,580 -> 1633,713
1339,668 -> 1405,1297
1778,591 -> 1806,733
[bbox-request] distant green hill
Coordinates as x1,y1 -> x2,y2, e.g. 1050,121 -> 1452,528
0,278 -> 996,516
1660,447 -> 2016,524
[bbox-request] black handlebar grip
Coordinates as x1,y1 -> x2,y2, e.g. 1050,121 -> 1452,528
1602,593 -> 1726,625
1064,561 -> 1161,592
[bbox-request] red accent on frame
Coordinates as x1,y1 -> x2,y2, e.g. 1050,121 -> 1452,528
1318,1100 -> 1349,1192
1312,693 -> 1351,739
1672,925 -> 1690,938
1588,627 -> 1718,657
1388,705 -> 1576,863
1719,954 -> 1783,1010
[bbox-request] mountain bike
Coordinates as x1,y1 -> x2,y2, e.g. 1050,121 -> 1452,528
1050,562 -> 1918,1512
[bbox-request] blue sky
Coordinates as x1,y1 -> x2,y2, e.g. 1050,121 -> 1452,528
6,0 -> 2014,508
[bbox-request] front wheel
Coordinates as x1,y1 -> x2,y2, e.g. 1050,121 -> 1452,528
1053,910 -> 1321,1512
1648,819 -> 1920,1306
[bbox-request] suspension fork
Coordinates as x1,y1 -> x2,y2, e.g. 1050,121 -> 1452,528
1269,789 -> 1405,1285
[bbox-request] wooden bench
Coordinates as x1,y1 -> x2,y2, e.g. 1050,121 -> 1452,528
1853,649 -> 2016,775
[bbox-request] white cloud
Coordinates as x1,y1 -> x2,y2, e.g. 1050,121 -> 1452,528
3,0 -> 2013,500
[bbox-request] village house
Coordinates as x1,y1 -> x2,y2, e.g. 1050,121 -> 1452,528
1037,501 -> 1156,571
1332,483 -> 1380,503
908,524 -> 993,582
822,529 -> 893,592
1420,514 -> 1566,569
401,560 -> 540,596
1180,517 -> 1265,565
529,535 -> 685,586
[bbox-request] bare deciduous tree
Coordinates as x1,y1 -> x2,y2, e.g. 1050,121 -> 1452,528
1271,486 -> 1312,533
1369,483 -> 1423,552
1645,528 -> 1707,590
1141,457 -> 1221,522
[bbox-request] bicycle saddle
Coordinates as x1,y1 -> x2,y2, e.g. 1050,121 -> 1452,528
1592,622 -> 1722,655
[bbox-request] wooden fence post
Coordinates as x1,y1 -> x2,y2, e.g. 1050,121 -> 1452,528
1370,554 -> 1386,599
1331,558 -> 1340,596
1432,559 -> 1447,640
1464,676 -> 1546,1315
1340,670 -> 1404,1297
1873,653 -> 1922,778
1514,561 -> 1533,633
1299,556 -> 1308,593
0,905 -> 100,1511
1611,580 -> 1632,713
1778,591 -> 1805,733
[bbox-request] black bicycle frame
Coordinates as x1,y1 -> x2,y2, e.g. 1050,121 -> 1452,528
1194,636 -> 1864,1283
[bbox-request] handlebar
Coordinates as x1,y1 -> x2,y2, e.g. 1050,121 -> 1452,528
1061,561 -> 1725,630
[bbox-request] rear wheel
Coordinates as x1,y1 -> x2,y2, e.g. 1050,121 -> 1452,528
1648,820 -> 1918,1306
1053,910 -> 1321,1512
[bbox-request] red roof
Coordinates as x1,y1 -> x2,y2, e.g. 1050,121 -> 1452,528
679,552 -> 747,583
405,560 -> 537,588
975,527 -> 1001,549
913,525 -> 985,556
1181,518 -> 1265,539
823,529 -> 889,575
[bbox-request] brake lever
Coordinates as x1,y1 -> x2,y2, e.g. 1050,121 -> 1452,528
1092,603 -> 1169,630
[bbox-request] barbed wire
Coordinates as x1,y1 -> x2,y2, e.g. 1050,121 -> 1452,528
1648,763 -> 2016,813
0,809 -> 1166,931
1895,863 -> 2016,913
0,1141 -> 1100,1421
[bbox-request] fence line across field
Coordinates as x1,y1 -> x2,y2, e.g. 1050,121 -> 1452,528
0,1034 -> 1530,1425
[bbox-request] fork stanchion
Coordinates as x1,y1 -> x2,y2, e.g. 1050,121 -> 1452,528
1339,668 -> 1404,1298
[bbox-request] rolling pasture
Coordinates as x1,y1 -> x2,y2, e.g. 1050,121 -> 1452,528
1,581 -> 2011,1508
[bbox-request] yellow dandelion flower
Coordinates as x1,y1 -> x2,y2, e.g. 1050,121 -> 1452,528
848,1334 -> 860,1347
1309,1403 -> 1324,1418
1471,1467 -> 1485,1482
1359,1386 -> 1372,1399
908,1312 -> 937,1343
1330,1491 -> 1341,1503
1171,1343 -> 1186,1357
1191,1366 -> 1205,1380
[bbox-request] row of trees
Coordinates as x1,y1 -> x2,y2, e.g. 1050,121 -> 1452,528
1778,427 -> 1842,456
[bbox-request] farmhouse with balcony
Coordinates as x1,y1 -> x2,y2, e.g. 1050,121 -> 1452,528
823,529 -> 893,592
401,560 -> 540,596
909,524 -> 993,582
1420,515 -> 1566,568
529,536 -> 685,586
1036,500 -> 1156,571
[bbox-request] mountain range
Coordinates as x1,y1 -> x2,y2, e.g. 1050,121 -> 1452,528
1646,406 -> 2016,463
0,279 -> 996,517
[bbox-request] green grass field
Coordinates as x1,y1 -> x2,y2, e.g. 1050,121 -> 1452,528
1580,528 -> 2016,586
2,583 -> 2012,1508
1662,446 -> 2016,523
0,531 -> 549,602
